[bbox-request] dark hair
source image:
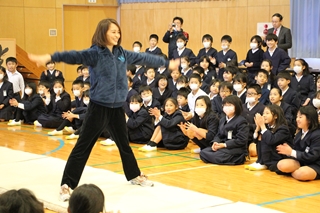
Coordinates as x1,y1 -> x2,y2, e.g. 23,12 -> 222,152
266,33 -> 278,42
233,73 -> 248,85
25,82 -> 37,99
261,59 -> 273,68
193,66 -> 205,75
127,76 -> 133,84
159,53 -> 168,60
256,69 -> 269,78
155,74 -> 169,89
149,34 -> 159,41
130,94 -> 143,103
38,81 -> 50,89
164,97 -> 179,109
0,66 -> 8,81
92,18 -> 121,47
276,71 -> 291,81
250,35 -> 262,48
272,13 -> 283,21
133,41 -> 142,48
144,67 -> 156,74
173,16 -> 183,24
45,61 -> 55,66
176,75 -> 188,84
81,66 -> 88,71
83,90 -> 90,98
270,87 -> 282,97
53,79 -> 65,88
264,104 -> 287,132
199,55 -> 214,70
224,66 -> 238,76
315,90 -> 320,98
139,85 -> 152,94
176,34 -> 187,42
72,80 -> 84,88
202,34 -> 213,43
210,79 -> 221,87
193,96 -> 216,128
181,56 -> 190,63
298,106 -> 319,131
222,95 -> 243,116
247,84 -> 262,95
219,81 -> 233,93
5,57 -> 17,64
189,73 -> 202,83
221,35 -> 232,43
0,189 -> 44,213
68,184 -> 104,213
77,65 -> 83,72
127,64 -> 136,75
84,82 -> 91,88
295,58 -> 310,75
177,87 -> 190,99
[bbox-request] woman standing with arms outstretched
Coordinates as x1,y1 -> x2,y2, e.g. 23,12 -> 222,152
29,18 -> 180,201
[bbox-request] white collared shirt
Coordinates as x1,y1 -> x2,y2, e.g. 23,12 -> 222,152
187,89 -> 209,113
148,46 -> 157,52
295,75 -> 303,82
237,88 -> 247,98
6,70 -> 24,98
225,115 -> 235,123
251,48 -> 259,54
178,47 -> 185,56
147,79 -> 155,85
268,47 -> 277,57
281,87 -> 289,96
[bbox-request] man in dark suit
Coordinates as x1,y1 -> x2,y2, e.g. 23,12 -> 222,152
262,13 -> 292,53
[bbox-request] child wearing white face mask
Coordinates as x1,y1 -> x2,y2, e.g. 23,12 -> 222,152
132,41 -> 142,53
244,35 -> 264,84
34,80 -> 71,128
290,59 -> 315,107
0,66 -> 14,122
172,34 -> 196,66
200,95 -> 249,165
232,73 -> 247,104
125,94 -> 154,144
178,96 -> 219,154
180,56 -> 193,78
311,91 -> 320,121
8,82 -> 46,125
196,34 -> 217,66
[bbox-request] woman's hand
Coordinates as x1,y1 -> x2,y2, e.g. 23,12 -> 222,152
28,53 -> 51,67
168,59 -> 180,71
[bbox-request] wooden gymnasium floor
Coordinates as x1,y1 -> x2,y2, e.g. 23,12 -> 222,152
0,122 -> 319,213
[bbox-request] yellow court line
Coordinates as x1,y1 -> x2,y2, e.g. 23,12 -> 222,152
148,164 -> 217,176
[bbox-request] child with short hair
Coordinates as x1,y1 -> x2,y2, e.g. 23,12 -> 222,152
172,34 -> 196,65
71,80 -> 85,108
168,69 -> 181,92
0,66 -> 13,121
180,56 -> 193,78
187,73 -> 208,115
6,57 -> 25,99
193,66 -> 210,94
263,33 -> 291,75
312,90 -> 320,116
179,96 -> 219,154
196,34 -> 217,65
8,82 -> 46,125
177,87 -> 190,112
139,97 -> 189,151
126,94 -> 154,144
141,67 -> 156,88
290,59 -> 316,107
145,34 -> 163,55
199,55 -> 217,85
139,85 -> 161,110
127,64 -> 141,93
255,69 -> 270,105
212,35 -> 238,80
152,74 -> 172,106
232,73 -> 247,103
40,61 -> 64,85
83,82 -> 90,91
223,66 -> 238,83
244,35 -> 264,84
156,54 -> 170,79
208,79 -> 220,100
124,76 -> 138,116
76,65 -> 83,77
211,81 -> 233,118
75,66 -> 90,83
132,41 -> 142,53
200,95 -> 249,165
172,75 -> 189,98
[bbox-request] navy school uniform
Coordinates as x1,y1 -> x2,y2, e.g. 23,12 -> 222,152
163,30 -> 189,59
145,47 -> 163,55
168,78 -> 177,93
17,94 -> 46,124
135,66 -> 146,83
179,104 -> 190,112
40,69 -> 65,85
172,47 -> 196,66
282,87 -> 300,118
127,107 -> 154,144
76,75 -> 90,83
132,75 -> 142,93
241,102 -> 265,143
123,89 -> 138,116
56,106 -> 88,131
71,96 -> 85,108
233,90 -> 247,104
290,74 -> 316,106
196,47 -> 218,65
259,87 -> 270,105
279,102 -> 296,136
200,80 -> 210,94
245,48 -> 264,84
141,79 -> 156,89
156,68 -> 171,79
258,124 -> 292,171
0,80 -> 14,120
262,48 -> 291,75
152,87 -> 172,107
182,68 -> 193,79
144,98 -> 161,111
200,115 -> 249,165
204,69 -> 217,85
216,49 -> 238,80
157,110 -> 189,150
37,91 -> 71,128
211,95 -> 225,119
191,112 -> 219,150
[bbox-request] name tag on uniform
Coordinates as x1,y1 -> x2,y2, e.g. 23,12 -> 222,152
227,131 -> 233,139
305,146 -> 310,153
3,90 -> 7,96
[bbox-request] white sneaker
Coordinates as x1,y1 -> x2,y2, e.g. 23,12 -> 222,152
249,163 -> 267,171
7,120 -> 21,126
34,120 -> 42,127
191,148 -> 201,154
100,138 -> 116,146
66,133 -> 79,140
138,145 -> 157,152
244,162 -> 257,169
64,126 -> 75,133
130,173 -> 154,187
48,130 -> 63,136
59,184 -> 71,202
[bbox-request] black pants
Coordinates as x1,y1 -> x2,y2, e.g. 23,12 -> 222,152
61,102 -> 141,189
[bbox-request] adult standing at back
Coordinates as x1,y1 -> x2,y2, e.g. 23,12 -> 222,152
163,17 -> 189,59
262,13 -> 292,53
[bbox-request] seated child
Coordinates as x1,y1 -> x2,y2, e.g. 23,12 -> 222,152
200,95 -> 249,165
35,80 -> 71,128
139,97 -> 189,151
187,73 -> 208,116
127,64 -> 141,93
180,56 -> 193,78
141,67 -> 156,89
255,69 -> 270,105
70,80 -> 85,109
177,87 -> 190,112
261,59 -> 275,89
172,75 -> 189,98
172,34 -> 196,66
208,79 -> 220,100
76,65 -> 83,77
40,61 -> 64,85
317,76 -> 320,92
152,74 -> 172,107
139,85 -> 161,111
132,41 -> 142,53
83,82 -> 90,91
196,34 -> 218,65
126,94 -> 154,144
8,82 -> 46,125
145,34 -> 163,55
199,55 -> 217,85
193,66 -> 210,94
124,76 -> 138,116
232,73 -> 247,104
75,66 -> 90,83
277,106 -> 320,181
168,69 -> 181,93
223,66 -> 238,83
246,104 -> 292,171
179,96 -> 219,153
211,81 -> 233,118
156,54 -> 170,79
0,66 -> 13,121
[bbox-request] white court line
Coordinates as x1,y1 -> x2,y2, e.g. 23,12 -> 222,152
148,164 -> 217,176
